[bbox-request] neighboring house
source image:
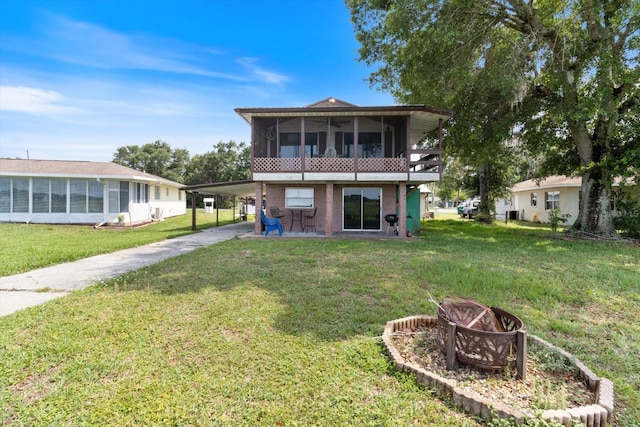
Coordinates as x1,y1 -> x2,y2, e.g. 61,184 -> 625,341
230,97 -> 454,236
502,175 -> 638,225
0,159 -> 186,225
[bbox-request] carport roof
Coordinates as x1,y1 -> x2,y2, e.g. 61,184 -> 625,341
182,180 -> 256,197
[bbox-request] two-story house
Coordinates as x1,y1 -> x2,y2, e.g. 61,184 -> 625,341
184,97 -> 453,236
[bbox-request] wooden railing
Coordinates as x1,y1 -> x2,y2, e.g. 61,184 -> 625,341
253,151 -> 442,175
253,157 -> 410,173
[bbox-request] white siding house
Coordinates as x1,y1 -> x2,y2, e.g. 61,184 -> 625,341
511,176 -> 581,224
0,159 -> 186,225
507,175 -> 637,225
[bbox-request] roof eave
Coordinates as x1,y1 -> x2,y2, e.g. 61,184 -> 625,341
234,105 -> 454,125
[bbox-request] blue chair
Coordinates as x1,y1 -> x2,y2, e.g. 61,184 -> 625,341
260,210 -> 283,236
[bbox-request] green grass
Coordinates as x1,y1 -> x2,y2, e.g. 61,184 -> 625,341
0,209 -> 243,277
1,218 -> 638,425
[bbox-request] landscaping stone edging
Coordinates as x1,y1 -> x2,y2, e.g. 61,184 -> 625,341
382,315 -> 614,427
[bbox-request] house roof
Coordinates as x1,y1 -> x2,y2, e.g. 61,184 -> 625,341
182,180 -> 256,198
512,176 -> 581,192
234,98 -> 454,142
512,175 -> 632,192
0,159 -> 183,187
305,97 -> 358,108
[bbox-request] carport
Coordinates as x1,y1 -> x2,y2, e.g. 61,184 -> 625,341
182,180 -> 257,230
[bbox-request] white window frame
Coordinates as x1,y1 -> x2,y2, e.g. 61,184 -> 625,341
285,187 -> 314,209
545,191 -> 560,210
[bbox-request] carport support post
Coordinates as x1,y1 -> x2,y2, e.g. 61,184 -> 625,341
191,191 -> 198,230
254,181 -> 263,235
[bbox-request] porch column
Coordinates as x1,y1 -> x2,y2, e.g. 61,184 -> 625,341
399,183 -> 407,237
191,191 -> 198,231
325,182 -> 334,236
255,181 -> 264,235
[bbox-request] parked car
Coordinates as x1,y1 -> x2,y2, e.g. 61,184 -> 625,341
461,201 -> 480,218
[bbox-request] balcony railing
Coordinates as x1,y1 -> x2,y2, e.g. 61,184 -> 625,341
253,149 -> 443,177
253,157 -> 411,173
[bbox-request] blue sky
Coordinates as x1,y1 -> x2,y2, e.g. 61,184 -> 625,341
0,0 -> 395,162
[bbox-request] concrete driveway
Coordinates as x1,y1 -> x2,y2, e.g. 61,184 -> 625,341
0,221 -> 254,317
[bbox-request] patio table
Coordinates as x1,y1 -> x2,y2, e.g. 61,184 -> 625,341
287,209 -> 306,232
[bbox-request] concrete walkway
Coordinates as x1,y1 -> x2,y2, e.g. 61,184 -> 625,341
0,221 -> 254,317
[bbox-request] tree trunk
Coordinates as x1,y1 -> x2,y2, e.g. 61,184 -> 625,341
572,171 -> 617,237
478,163 -> 490,216
569,123 -> 618,237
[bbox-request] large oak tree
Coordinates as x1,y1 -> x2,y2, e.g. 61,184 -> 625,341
349,0 -> 639,236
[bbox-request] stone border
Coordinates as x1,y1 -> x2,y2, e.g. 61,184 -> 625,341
382,315 -> 614,426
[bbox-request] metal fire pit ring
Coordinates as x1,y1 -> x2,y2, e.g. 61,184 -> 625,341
436,306 -> 524,371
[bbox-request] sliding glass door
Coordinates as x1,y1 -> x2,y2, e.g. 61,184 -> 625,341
343,188 -> 381,230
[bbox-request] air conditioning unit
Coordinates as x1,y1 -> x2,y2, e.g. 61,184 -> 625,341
155,208 -> 164,220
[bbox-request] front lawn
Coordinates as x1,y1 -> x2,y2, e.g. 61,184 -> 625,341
0,209 -> 240,277
1,219 -> 638,425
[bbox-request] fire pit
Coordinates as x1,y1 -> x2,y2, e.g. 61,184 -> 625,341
435,296 -> 526,375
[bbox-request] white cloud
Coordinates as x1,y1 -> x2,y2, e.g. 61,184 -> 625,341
237,57 -> 290,85
0,86 -> 80,115
5,14 -> 247,81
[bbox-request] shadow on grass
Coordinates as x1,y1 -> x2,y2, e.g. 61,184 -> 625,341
100,230 -> 640,344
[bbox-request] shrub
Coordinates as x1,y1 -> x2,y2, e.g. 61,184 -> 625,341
548,209 -> 571,232
473,211 -> 494,224
614,196 -> 640,238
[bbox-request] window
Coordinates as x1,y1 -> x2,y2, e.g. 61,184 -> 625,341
51,179 -> 67,213
134,183 -> 149,203
154,186 -> 160,200
280,133 -> 301,158
88,181 -> 103,213
166,187 -> 169,197
109,181 -> 120,213
178,190 -> 181,201
359,132 -> 383,158
0,178 -> 9,213
109,181 -> 134,213
31,179 -> 67,213
530,193 -> 537,207
304,133 -> 318,157
13,178 -> 29,213
70,179 -> 103,213
343,132 -> 383,158
70,180 -> 86,213
120,181 -> 129,212
285,188 -> 314,208
545,191 -> 559,210
32,178 -> 50,213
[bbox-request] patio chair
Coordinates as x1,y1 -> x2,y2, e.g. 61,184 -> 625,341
260,210 -> 283,236
269,206 -> 287,227
303,207 -> 317,232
